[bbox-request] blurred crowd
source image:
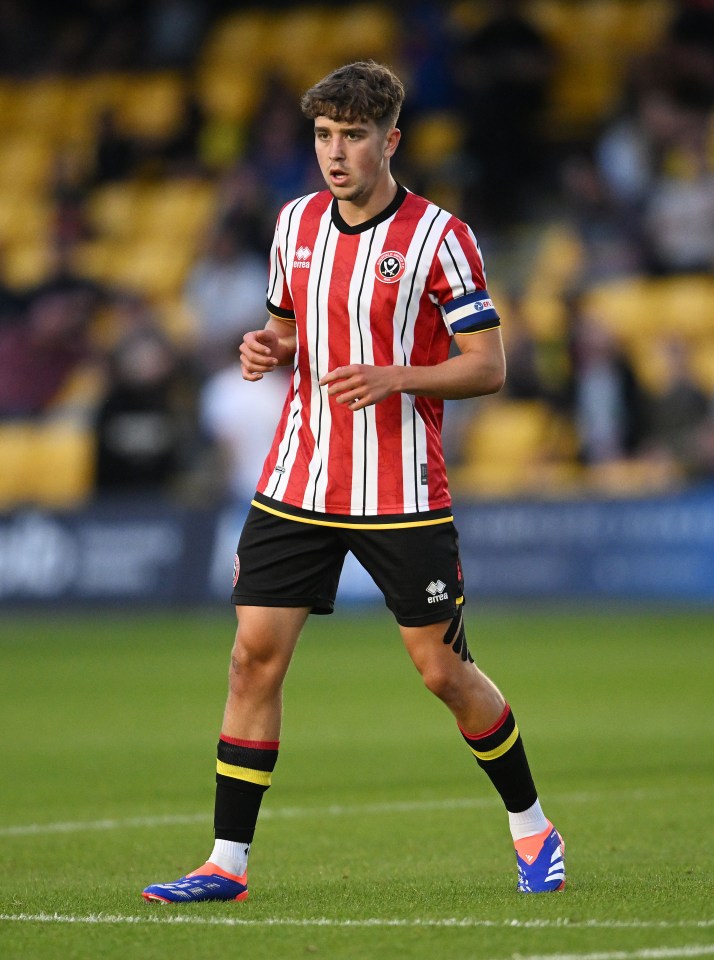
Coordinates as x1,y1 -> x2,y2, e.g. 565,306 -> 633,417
0,0 -> 713,506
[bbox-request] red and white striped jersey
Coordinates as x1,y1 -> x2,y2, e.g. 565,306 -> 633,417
256,184 -> 500,520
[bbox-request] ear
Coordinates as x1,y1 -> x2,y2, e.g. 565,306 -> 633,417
384,127 -> 401,159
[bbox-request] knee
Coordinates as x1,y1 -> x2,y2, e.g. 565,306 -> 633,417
227,636 -> 287,697
419,661 -> 464,707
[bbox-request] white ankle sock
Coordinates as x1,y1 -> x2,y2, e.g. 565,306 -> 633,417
508,799 -> 549,842
209,839 -> 250,876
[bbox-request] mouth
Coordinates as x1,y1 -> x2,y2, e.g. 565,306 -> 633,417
329,168 -> 348,186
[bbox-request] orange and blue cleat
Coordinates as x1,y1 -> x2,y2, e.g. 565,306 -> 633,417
515,822 -> 565,893
142,862 -> 248,903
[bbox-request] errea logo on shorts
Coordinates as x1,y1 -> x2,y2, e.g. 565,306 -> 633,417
293,246 -> 312,269
426,579 -> 448,603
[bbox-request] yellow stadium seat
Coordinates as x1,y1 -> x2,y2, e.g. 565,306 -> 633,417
117,73 -> 188,139
531,0 -> 673,132
330,5 -> 397,62
134,180 -> 217,240
101,238 -> 195,299
0,194 -> 52,246
2,239 -> 53,289
28,423 -> 95,507
452,399 -> 579,496
7,77 -> 74,140
200,10 -> 272,69
88,179 -> 217,243
87,182 -> 145,240
263,7 -> 325,65
0,135 -> 53,191
0,423 -> 35,506
462,400 -> 553,464
583,278 -> 657,341
0,80 -> 21,134
650,276 -> 714,340
0,421 -> 94,509
407,112 -> 465,170
691,344 -> 714,393
195,66 -> 260,124
584,275 -> 714,343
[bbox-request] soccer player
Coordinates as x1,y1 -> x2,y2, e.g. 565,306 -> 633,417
142,60 -> 564,903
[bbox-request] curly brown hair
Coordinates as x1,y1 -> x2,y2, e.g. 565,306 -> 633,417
300,60 -> 405,130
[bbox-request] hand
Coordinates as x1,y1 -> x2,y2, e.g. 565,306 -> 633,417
319,364 -> 401,411
239,329 -> 281,381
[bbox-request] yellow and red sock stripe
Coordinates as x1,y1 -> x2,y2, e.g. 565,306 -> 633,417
458,703 -> 520,761
216,735 -> 280,789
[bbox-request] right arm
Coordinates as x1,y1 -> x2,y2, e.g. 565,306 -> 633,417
239,316 -> 297,382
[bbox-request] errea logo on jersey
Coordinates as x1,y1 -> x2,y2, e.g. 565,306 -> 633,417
426,579 -> 448,603
293,246 -> 312,269
375,251 -> 406,283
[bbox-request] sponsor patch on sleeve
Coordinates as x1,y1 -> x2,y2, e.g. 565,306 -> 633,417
441,290 -> 500,335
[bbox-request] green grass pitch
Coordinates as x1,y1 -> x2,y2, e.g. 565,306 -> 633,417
0,605 -> 712,959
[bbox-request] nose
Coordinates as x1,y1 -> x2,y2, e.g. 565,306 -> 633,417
328,136 -> 345,160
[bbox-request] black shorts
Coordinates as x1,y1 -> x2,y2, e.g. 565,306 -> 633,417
231,501 -> 465,627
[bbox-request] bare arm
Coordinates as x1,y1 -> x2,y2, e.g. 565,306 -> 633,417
319,327 -> 506,410
239,316 -> 297,382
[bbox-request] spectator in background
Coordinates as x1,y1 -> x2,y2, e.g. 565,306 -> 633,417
243,74 -> 317,208
91,107 -> 139,186
213,163 -> 275,255
141,0 -> 210,69
184,217 -> 267,375
596,86 -> 684,212
452,0 -> 554,229
560,151 -> 644,283
641,106 -> 714,275
566,309 -> 647,465
199,339 -> 289,503
152,90 -> 206,177
0,243 -> 104,417
596,1 -> 714,276
0,0 -> 45,76
50,147 -> 93,249
0,247 -> 24,330
94,326 -> 195,495
499,296 -> 546,401
45,0 -> 142,74
642,337 -> 710,478
0,287 -> 93,417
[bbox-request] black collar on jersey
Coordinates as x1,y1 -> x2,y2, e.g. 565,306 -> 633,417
331,183 -> 407,235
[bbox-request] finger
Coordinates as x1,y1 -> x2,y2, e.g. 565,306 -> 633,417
335,389 -> 366,406
319,365 -> 356,386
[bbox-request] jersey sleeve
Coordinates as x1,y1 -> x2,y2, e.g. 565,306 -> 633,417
266,213 -> 295,321
430,220 -> 500,335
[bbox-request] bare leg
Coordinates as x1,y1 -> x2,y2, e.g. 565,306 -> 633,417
399,619 -> 505,731
222,605 -> 310,740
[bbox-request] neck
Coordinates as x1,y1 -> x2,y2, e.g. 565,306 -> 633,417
336,176 -> 398,227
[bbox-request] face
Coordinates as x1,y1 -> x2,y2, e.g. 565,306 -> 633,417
313,115 -> 400,209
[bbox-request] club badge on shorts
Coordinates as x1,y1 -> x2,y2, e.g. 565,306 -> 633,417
232,554 -> 240,588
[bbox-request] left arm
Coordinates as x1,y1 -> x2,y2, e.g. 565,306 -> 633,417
319,327 -> 506,411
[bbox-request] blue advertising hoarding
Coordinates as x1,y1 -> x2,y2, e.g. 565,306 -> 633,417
1,487 -> 713,607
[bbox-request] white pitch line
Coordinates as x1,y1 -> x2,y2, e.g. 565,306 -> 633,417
1,786 -> 707,838
517,948 -> 714,960
0,913 -> 712,932
0,800 -> 493,837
